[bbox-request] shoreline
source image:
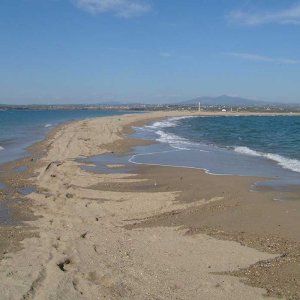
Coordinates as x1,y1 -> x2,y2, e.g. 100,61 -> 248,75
0,111 -> 299,299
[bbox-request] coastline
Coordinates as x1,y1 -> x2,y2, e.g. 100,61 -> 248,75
0,110 -> 299,299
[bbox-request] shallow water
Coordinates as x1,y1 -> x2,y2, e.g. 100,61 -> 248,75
0,201 -> 14,225
81,154 -> 135,174
0,182 -> 5,190
17,186 -> 36,196
14,166 -> 28,173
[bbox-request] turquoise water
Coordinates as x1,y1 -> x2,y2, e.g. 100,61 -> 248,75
0,110 -> 128,165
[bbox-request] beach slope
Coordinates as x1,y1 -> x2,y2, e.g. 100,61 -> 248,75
0,111 -> 279,299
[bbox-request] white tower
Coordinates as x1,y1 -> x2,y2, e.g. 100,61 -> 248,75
198,102 -> 201,111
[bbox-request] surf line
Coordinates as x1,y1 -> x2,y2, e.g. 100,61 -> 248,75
128,148 -> 209,164
128,148 -> 227,176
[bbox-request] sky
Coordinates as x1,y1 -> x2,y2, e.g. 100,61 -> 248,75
1,0 -> 300,104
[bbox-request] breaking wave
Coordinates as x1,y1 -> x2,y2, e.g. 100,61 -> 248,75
143,116 -> 196,150
155,130 -> 194,150
146,116 -> 195,130
234,146 -> 300,173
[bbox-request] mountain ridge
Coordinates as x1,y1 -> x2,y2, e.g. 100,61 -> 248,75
178,95 -> 268,106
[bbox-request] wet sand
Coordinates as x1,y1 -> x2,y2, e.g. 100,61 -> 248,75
123,166 -> 300,299
0,111 -> 299,299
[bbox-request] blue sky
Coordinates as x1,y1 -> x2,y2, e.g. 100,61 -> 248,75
1,0 -> 300,104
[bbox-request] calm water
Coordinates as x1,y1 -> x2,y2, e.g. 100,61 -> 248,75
129,115 -> 300,188
0,110 -> 128,165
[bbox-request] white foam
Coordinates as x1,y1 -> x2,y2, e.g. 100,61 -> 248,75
45,124 -> 52,128
0,146 -> 4,151
234,146 -> 261,157
234,146 -> 300,173
138,116 -> 210,152
140,116 -> 198,150
146,116 -> 195,130
155,130 -> 194,150
146,120 -> 177,129
156,130 -> 187,143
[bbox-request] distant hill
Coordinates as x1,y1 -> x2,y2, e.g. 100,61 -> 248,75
92,101 -> 127,106
179,95 -> 267,107
92,101 -> 147,106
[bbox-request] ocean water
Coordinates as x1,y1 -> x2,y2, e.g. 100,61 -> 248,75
130,115 -> 300,189
3,111 -> 300,192
0,110 -> 128,165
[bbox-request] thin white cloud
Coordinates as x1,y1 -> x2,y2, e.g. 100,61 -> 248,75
74,0 -> 151,17
228,3 -> 300,26
225,52 -> 300,65
158,52 -> 192,60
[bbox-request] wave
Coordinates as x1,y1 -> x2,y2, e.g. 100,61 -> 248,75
234,146 -> 300,173
45,124 -> 52,128
145,117 -> 300,174
140,116 -> 196,150
155,130 -> 193,150
146,116 -> 195,130
234,146 -> 261,157
0,146 -> 4,151
144,116 -> 211,151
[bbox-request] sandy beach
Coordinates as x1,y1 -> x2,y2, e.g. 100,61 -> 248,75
0,111 -> 300,299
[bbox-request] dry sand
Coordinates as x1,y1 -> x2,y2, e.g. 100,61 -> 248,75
0,110 -> 296,299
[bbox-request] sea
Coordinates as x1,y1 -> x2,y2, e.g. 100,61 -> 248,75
0,109 -> 128,165
1,111 -> 300,193
129,115 -> 300,191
